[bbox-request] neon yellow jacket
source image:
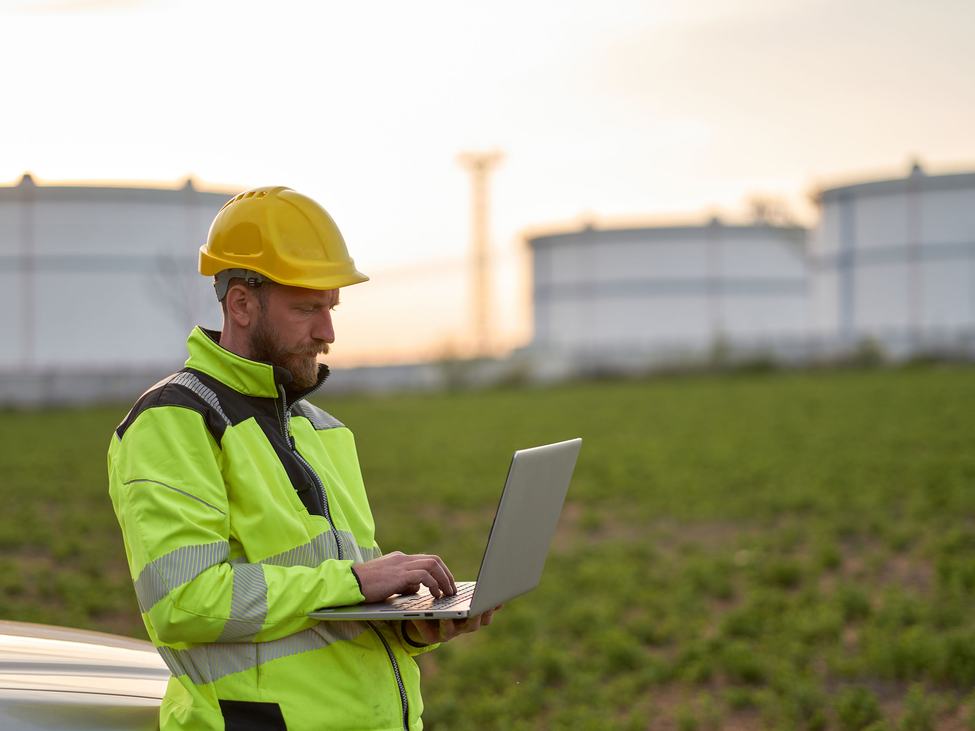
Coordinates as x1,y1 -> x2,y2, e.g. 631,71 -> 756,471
108,327 -> 434,731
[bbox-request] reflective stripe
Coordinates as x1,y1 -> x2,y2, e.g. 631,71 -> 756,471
337,530 -> 382,564
217,564 -> 268,642
134,541 -> 229,612
169,372 -> 232,426
260,531 -> 339,568
358,543 -> 383,562
157,643 -> 254,687
134,535 -> 378,613
259,622 -> 364,664
260,529 -> 381,569
157,622 -> 367,685
293,401 -> 344,431
124,479 -> 226,515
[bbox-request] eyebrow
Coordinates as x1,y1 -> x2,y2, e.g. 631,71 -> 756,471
294,298 -> 340,308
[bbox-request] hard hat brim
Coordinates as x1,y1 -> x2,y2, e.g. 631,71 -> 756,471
199,245 -> 369,290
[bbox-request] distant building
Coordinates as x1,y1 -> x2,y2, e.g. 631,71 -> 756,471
4,162 -> 975,404
526,221 -> 808,359
0,174 -> 231,369
810,165 -> 975,355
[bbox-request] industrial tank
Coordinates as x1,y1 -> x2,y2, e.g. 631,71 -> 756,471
527,221 -> 808,357
0,174 -> 231,369
810,165 -> 975,355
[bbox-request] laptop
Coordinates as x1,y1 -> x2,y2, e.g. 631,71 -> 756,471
309,438 -> 582,621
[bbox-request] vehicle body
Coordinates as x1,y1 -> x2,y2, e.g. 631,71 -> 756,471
0,620 -> 168,730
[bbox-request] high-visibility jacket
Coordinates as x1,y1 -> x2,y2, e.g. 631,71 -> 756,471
108,327 -> 435,731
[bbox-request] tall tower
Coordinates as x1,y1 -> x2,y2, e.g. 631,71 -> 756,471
458,150 -> 503,357
18,173 -> 36,366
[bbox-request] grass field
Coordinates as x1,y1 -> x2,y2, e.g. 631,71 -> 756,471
1,365 -> 974,730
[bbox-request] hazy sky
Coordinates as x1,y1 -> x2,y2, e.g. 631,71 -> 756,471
2,0 -> 973,364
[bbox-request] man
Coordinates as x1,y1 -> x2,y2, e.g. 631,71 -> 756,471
108,186 -> 499,731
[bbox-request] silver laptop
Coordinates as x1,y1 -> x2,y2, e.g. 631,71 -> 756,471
309,438 -> 582,621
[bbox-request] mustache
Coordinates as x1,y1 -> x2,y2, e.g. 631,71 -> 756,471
274,341 -> 329,358
295,342 -> 329,357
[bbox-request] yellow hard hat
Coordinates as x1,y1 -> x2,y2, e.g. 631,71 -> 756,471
200,186 -> 369,293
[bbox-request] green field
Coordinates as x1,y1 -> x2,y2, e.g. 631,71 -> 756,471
2,366 -> 975,730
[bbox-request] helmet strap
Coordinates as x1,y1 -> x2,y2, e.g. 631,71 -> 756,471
213,269 -> 266,301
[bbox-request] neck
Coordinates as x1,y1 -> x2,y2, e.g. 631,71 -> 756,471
218,321 -> 254,361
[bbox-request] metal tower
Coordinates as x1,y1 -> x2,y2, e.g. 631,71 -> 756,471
458,150 -> 504,357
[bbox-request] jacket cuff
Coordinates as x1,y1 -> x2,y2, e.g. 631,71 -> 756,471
398,620 -> 441,656
399,621 -> 430,649
315,559 -> 365,609
350,566 -> 363,595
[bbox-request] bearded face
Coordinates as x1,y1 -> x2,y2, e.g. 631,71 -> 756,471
249,305 -> 329,389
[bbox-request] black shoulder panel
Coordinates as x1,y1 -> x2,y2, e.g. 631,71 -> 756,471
115,369 -> 233,446
184,369 -> 279,427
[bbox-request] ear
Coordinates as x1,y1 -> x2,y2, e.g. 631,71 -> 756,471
225,284 -> 258,329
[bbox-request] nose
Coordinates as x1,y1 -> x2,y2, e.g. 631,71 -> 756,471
312,308 -> 335,344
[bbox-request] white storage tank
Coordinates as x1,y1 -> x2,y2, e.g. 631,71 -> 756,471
527,220 -> 808,357
811,165 -> 975,355
0,174 -> 231,369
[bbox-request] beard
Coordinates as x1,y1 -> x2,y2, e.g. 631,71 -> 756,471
249,312 -> 329,389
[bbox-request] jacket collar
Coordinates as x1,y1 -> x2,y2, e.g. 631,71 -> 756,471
184,327 -> 329,400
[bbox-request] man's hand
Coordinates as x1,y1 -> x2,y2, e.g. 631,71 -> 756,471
352,551 -> 456,603
405,605 -> 504,645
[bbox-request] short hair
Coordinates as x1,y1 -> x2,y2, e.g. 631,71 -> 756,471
219,278 -> 276,317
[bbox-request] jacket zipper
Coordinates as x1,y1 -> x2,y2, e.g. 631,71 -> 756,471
277,384 -> 345,560
279,381 -> 408,730
369,622 -> 410,731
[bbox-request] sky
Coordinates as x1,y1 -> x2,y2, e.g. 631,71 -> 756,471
1,0 -> 973,366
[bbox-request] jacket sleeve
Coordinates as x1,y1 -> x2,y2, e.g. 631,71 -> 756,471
108,405 -> 364,646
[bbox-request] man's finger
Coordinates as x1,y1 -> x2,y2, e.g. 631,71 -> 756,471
435,621 -> 450,641
411,572 -> 443,598
413,555 -> 455,594
439,560 -> 456,594
407,557 -> 454,597
410,620 -> 436,646
425,556 -> 455,595
459,615 -> 480,635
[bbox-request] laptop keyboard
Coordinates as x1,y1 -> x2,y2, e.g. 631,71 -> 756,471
394,583 -> 476,610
